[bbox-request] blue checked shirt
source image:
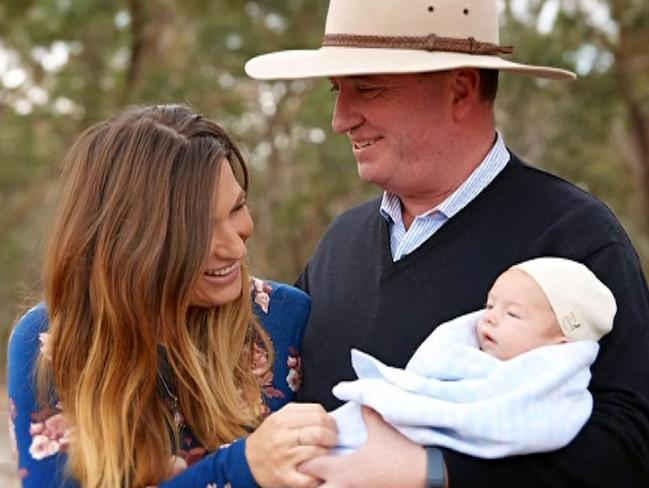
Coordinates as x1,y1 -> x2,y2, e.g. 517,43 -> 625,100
380,132 -> 510,261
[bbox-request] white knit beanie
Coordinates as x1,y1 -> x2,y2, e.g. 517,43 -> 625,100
512,257 -> 617,341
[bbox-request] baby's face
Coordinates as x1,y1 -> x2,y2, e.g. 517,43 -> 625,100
477,269 -> 566,360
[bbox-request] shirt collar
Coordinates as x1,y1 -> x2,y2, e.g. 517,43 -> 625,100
380,131 -> 510,223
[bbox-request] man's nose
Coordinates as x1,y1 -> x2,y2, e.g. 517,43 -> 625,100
331,89 -> 363,135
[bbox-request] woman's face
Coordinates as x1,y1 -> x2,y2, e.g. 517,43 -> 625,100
189,160 -> 253,307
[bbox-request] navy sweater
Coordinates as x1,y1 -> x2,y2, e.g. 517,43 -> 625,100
296,154 -> 649,487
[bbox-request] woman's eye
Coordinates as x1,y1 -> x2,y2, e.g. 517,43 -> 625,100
233,201 -> 247,213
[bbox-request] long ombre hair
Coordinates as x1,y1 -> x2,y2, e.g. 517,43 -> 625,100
38,105 -> 271,487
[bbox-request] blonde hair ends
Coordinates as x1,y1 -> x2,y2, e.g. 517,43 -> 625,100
37,105 -> 272,487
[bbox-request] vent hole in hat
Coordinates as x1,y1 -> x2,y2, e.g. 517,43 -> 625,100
463,8 -> 469,14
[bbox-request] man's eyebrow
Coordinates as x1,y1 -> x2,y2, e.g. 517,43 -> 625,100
328,75 -> 384,83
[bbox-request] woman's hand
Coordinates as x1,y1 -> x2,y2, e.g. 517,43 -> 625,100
246,402 -> 338,488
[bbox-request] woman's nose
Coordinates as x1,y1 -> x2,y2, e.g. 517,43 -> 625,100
211,223 -> 250,260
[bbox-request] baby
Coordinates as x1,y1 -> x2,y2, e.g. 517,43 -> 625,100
331,257 -> 617,458
477,257 -> 614,359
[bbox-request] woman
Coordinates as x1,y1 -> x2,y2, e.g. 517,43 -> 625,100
8,105 -> 336,488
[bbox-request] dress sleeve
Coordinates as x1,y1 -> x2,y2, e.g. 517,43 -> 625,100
7,305 -> 79,488
252,280 -> 311,412
443,242 -> 649,487
160,438 -> 258,487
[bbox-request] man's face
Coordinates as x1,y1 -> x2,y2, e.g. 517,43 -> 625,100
476,269 -> 566,360
328,72 -> 455,193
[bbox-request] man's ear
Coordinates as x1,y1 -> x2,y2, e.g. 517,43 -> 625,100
451,68 -> 482,121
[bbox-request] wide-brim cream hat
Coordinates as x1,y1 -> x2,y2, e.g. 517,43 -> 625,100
245,0 -> 576,80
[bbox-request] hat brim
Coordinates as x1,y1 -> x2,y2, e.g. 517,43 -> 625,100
245,47 -> 576,81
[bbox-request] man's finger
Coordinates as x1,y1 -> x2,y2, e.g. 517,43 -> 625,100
284,471 -> 323,488
359,406 -> 390,439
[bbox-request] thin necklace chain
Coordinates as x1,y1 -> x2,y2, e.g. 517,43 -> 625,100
157,370 -> 184,429
157,370 -> 178,401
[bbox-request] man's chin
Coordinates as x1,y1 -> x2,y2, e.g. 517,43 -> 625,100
356,163 -> 383,186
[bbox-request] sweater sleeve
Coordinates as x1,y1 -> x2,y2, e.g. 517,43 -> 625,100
443,242 -> 649,487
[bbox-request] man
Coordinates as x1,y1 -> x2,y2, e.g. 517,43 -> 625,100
245,1 -> 649,487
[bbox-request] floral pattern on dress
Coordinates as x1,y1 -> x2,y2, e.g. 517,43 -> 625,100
28,405 -> 71,460
20,332 -> 73,462
9,398 -> 18,461
39,332 -> 52,361
251,278 -> 272,314
9,398 -> 29,480
176,434 -> 208,467
286,347 -> 302,392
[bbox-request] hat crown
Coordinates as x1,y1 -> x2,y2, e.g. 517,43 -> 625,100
325,0 -> 500,43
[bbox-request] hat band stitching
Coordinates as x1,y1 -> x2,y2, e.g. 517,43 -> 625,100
322,34 -> 513,56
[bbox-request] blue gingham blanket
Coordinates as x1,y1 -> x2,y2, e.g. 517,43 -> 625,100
331,310 -> 598,458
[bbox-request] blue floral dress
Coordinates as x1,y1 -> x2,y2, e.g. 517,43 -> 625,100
7,280 -> 310,488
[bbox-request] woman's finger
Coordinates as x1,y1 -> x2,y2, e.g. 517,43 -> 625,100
274,410 -> 338,432
294,425 -> 339,448
291,445 -> 330,464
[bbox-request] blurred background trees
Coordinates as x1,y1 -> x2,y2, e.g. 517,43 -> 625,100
1,0 -> 648,372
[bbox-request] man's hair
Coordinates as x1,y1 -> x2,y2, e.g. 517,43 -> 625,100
479,69 -> 499,103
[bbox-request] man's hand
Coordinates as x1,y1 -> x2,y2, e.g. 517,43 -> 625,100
299,406 -> 428,488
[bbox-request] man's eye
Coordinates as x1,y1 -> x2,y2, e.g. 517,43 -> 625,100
356,85 -> 382,98
357,86 -> 379,93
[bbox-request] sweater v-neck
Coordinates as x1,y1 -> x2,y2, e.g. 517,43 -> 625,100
378,159 -> 517,277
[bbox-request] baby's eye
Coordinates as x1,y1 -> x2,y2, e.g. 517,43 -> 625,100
507,311 -> 521,319
485,303 -> 494,310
